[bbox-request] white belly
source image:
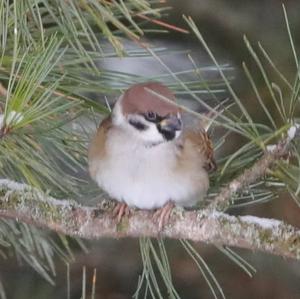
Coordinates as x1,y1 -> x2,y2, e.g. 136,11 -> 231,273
93,130 -> 207,209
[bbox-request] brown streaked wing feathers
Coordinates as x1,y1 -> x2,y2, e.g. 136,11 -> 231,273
183,128 -> 216,172
88,116 -> 112,178
98,115 -> 112,131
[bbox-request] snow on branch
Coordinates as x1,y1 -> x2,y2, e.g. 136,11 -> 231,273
0,179 -> 300,260
0,124 -> 299,259
207,124 -> 300,211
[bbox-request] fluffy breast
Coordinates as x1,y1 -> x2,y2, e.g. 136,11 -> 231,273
90,127 -> 209,209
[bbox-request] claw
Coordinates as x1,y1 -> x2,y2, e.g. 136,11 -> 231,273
153,201 -> 175,230
112,202 -> 130,223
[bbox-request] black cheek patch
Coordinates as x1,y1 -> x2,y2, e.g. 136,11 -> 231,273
129,119 -> 148,131
157,124 -> 176,141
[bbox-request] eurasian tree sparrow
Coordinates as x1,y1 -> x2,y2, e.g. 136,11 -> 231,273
88,82 -> 216,229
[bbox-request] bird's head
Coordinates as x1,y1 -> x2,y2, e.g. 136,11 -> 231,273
112,82 -> 182,146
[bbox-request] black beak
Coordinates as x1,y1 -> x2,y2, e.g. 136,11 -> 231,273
159,115 -> 182,131
157,115 -> 182,141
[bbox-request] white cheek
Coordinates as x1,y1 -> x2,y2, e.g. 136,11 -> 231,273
112,102 -> 163,144
175,130 -> 181,139
126,115 -> 164,144
139,122 -> 164,143
112,100 -> 181,144
112,97 -> 124,126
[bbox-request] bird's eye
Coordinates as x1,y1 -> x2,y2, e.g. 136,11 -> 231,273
145,111 -> 157,121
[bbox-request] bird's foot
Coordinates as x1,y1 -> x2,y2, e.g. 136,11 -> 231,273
112,202 -> 130,223
153,201 -> 175,231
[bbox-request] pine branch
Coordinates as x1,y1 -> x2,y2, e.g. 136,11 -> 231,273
0,178 -> 299,260
208,124 -> 299,211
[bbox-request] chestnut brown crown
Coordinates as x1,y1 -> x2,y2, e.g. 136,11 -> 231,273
121,82 -> 180,117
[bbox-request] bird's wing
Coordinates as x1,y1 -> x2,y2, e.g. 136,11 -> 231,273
181,113 -> 216,172
88,115 -> 112,178
184,129 -> 216,172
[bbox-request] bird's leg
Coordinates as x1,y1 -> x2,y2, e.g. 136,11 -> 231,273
112,202 -> 130,223
153,201 -> 175,230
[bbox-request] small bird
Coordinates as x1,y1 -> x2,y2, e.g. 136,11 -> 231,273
88,82 -> 216,229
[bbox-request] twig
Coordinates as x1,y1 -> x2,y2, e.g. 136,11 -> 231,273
207,125 -> 299,211
0,179 -> 299,260
0,126 -> 298,260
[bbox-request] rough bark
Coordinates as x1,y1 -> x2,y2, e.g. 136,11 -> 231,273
0,179 -> 299,260
0,125 -> 299,259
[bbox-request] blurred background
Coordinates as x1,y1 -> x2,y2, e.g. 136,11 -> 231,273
1,0 -> 300,298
